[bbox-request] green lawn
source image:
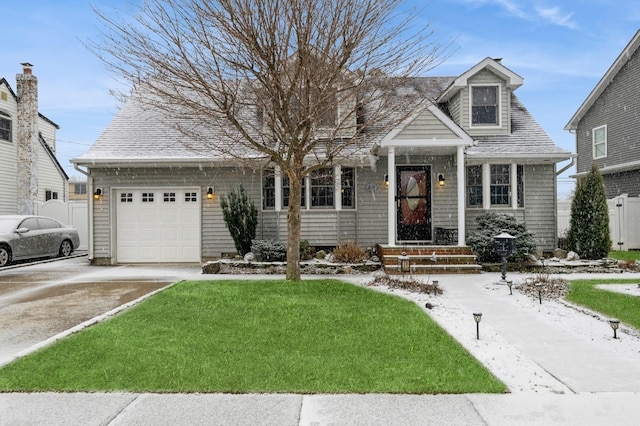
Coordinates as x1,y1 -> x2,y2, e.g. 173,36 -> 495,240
0,279 -> 506,394
566,279 -> 640,330
608,251 -> 640,262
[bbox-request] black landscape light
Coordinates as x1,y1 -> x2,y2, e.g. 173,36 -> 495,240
609,319 -> 620,339
507,280 -> 513,295
535,282 -> 543,304
494,232 -> 516,282
473,312 -> 482,340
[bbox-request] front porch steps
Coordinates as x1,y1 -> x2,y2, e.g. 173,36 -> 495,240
377,245 -> 482,274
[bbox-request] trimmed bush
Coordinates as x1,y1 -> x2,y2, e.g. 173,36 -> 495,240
467,213 -> 537,262
220,185 -> 258,256
565,163 -> 611,259
251,240 -> 287,262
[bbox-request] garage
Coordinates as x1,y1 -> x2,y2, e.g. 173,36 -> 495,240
116,188 -> 201,262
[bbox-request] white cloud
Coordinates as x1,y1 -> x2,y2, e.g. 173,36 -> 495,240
536,6 -> 578,29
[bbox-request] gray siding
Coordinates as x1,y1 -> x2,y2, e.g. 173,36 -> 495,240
602,170 -> 640,198
396,108 -> 459,140
576,47 -> 640,177
465,164 -> 557,252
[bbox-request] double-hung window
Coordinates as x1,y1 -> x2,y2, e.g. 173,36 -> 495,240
471,85 -> 499,126
262,168 -> 276,209
311,168 -> 334,208
467,165 -> 483,207
490,165 -> 510,206
593,125 -> 607,159
341,167 -> 355,209
0,111 -> 11,142
282,174 -> 306,208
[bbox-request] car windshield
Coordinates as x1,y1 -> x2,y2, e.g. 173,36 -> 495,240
0,218 -> 19,233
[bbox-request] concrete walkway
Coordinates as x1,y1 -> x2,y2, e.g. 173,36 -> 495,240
2,263 -> 640,425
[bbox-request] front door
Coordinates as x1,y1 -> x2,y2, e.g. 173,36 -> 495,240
396,166 -> 432,242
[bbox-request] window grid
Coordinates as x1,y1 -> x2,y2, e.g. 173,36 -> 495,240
311,168 -> 334,208
142,192 -> 154,202
467,165 -> 483,207
185,192 -> 198,202
282,175 -> 306,208
120,193 -> 133,203
490,165 -> 510,205
471,86 -> 498,126
341,167 -> 355,209
163,192 -> 176,202
0,115 -> 11,142
263,169 -> 276,209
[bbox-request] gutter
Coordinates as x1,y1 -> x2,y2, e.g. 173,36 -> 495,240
556,155 -> 576,176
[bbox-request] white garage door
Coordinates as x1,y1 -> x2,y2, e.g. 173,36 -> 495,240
116,188 -> 201,262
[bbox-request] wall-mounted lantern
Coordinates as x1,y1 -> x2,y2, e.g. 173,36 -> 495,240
207,187 -> 215,200
384,174 -> 389,189
437,173 -> 445,187
93,188 -> 103,201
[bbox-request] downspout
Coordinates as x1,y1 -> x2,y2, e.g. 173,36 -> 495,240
556,156 -> 576,177
74,163 -> 94,261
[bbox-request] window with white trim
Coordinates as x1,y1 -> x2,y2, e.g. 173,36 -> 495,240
593,125 -> 607,159
466,164 -> 524,208
282,174 -> 306,208
471,85 -> 499,126
262,168 -> 276,210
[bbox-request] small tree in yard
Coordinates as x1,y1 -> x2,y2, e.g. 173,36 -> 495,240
220,185 -> 258,256
467,213 -> 537,263
566,163 -> 611,259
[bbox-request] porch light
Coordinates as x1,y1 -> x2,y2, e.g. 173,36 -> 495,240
473,312 -> 482,340
207,187 -> 215,200
609,319 -> 620,339
438,173 -> 445,186
93,188 -> 103,201
384,174 -> 389,189
398,251 -> 411,276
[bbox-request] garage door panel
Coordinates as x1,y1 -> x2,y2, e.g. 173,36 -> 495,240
116,188 -> 201,263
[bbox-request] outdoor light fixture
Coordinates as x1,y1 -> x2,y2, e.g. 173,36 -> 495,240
609,318 -> 620,339
438,173 -> 445,186
398,251 -> 411,276
507,280 -> 513,295
384,174 -> 389,189
535,282 -> 543,304
93,188 -> 103,201
473,312 -> 482,340
207,187 -> 215,200
494,232 -> 516,282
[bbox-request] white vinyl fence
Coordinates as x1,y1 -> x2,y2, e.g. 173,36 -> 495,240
35,200 -> 88,251
608,195 -> 640,251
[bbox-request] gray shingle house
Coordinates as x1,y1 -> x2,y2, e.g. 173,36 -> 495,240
73,57 -> 572,269
565,29 -> 640,198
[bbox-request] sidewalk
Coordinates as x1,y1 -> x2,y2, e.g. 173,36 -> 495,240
2,270 -> 640,425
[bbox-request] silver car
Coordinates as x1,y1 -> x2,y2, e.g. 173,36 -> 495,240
0,215 -> 81,267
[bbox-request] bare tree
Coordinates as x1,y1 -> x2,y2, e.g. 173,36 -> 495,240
90,0 -> 449,280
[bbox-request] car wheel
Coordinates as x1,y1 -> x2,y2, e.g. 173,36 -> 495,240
0,245 -> 11,267
59,240 -> 73,257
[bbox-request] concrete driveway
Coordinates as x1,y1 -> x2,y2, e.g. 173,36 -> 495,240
0,255 -> 202,365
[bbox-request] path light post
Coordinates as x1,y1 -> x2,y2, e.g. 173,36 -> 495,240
473,312 -> 482,340
535,283 -> 543,304
609,319 -> 620,339
507,280 -> 513,295
494,232 -> 516,282
398,252 -> 410,278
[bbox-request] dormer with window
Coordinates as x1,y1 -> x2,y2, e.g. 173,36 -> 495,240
437,58 -> 523,136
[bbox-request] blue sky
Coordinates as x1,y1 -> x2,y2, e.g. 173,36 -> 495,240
1,0 -> 638,197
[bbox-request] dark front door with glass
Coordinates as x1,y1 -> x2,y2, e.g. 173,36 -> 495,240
396,165 -> 432,242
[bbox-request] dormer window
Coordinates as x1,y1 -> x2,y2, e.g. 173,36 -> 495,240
0,111 -> 11,142
471,85 -> 499,126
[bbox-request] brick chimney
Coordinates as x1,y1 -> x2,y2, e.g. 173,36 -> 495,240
16,63 -> 39,215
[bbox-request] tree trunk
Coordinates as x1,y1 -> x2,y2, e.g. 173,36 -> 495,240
286,168 -> 303,281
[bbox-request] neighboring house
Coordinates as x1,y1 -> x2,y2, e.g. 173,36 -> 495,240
72,57 -> 572,266
0,63 -> 68,214
565,29 -> 640,198
68,177 -> 88,201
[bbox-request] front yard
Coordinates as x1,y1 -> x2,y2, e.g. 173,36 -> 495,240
0,279 -> 506,394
